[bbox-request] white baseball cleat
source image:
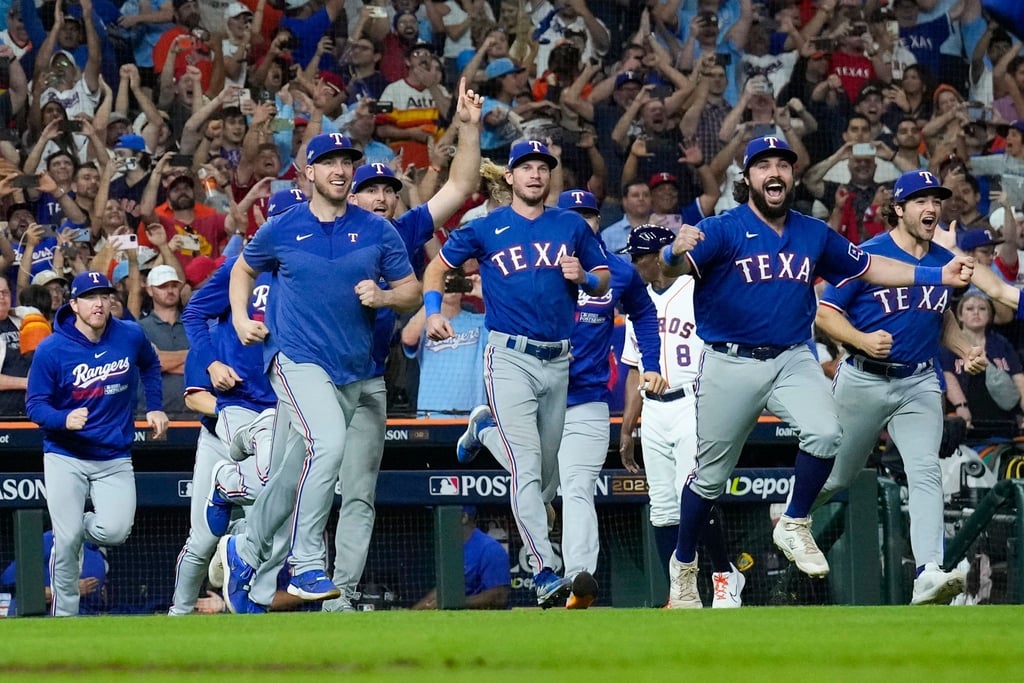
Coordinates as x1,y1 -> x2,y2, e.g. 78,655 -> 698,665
911,563 -> 966,605
772,514 -> 830,577
666,553 -> 702,609
711,564 -> 745,608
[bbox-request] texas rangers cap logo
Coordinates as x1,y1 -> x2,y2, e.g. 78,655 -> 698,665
556,189 -> 597,212
371,163 -> 387,176
742,136 -> 797,171
893,169 -> 951,202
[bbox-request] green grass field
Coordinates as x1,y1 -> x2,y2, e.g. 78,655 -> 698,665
0,606 -> 1018,682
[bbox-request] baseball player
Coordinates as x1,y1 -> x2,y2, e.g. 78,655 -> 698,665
320,81 -> 484,612
218,132 -> 421,614
424,141 -> 610,608
659,138 -> 973,608
619,224 -> 745,608
813,170 -> 985,605
26,271 -> 168,616
168,189 -> 306,616
536,190 -> 666,609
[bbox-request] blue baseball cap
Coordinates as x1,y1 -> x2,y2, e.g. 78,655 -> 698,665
267,187 -> 307,216
892,169 -> 952,202
557,189 -> 599,215
508,140 -> 558,170
71,271 -> 116,298
305,133 -> 364,166
742,136 -> 798,172
957,228 -> 1004,251
352,163 -> 403,193
112,261 -> 130,284
485,57 -> 524,80
114,134 -> 147,152
615,71 -> 644,89
619,223 -> 675,255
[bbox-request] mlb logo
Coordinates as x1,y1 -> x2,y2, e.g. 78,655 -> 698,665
429,476 -> 460,496
178,480 -> 193,498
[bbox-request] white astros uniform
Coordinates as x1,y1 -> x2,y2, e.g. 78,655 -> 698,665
622,276 -> 703,527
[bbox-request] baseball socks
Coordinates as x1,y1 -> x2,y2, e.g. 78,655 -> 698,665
784,451 -> 835,519
673,486 -> 714,564
653,525 -> 678,569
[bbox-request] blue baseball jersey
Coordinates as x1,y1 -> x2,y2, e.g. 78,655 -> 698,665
820,233 -> 953,364
568,255 -> 661,406
0,531 -> 107,615
406,309 -> 488,415
182,257 -> 277,412
464,528 -> 511,597
687,205 -> 870,346
182,347 -> 218,436
243,203 -> 414,386
9,237 -> 59,281
440,205 -> 609,342
27,307 -> 163,461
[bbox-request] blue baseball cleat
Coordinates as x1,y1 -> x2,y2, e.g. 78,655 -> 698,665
534,568 -> 573,609
205,462 -> 233,537
218,535 -> 254,614
287,569 -> 342,601
456,405 -> 495,464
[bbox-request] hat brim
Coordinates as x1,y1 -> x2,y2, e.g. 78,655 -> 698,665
509,151 -> 558,170
903,186 -> 953,201
309,148 -> 364,165
354,175 -> 403,194
489,67 -> 525,80
74,286 -> 116,298
743,147 -> 798,172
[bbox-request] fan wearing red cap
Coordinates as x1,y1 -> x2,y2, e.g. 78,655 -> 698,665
658,144 -> 975,608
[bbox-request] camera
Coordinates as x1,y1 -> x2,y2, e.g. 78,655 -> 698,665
109,233 -> 138,250
58,120 -> 83,133
281,35 -> 299,50
714,53 -> 731,67
11,175 -> 40,189
444,268 -> 474,294
169,154 -> 194,168
371,101 -> 394,114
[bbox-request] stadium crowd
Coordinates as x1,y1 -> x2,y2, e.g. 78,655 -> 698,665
1,0 -> 1023,612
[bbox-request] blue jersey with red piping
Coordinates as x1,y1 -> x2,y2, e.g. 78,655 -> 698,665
243,203 -> 413,385
820,233 -> 953,364
439,205 -> 609,341
182,257 -> 277,412
27,308 -> 162,460
686,204 -> 870,346
568,253 -> 661,406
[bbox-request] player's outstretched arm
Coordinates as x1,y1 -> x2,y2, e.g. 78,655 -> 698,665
660,224 -> 702,277
965,255 -> 1021,311
861,253 -> 973,289
619,367 -> 643,473
815,304 -> 892,360
428,78 -> 483,227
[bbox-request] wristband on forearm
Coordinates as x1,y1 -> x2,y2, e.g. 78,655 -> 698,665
424,290 -> 443,317
913,265 -> 943,287
661,244 -> 681,267
583,272 -> 599,291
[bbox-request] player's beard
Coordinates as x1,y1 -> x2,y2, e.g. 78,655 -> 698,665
313,176 -> 352,207
512,182 -> 547,207
749,181 -> 794,221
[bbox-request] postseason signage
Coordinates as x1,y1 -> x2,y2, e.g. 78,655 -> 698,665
0,469 -> 796,507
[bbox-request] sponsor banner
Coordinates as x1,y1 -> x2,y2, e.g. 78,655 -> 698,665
0,468 -> 797,507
